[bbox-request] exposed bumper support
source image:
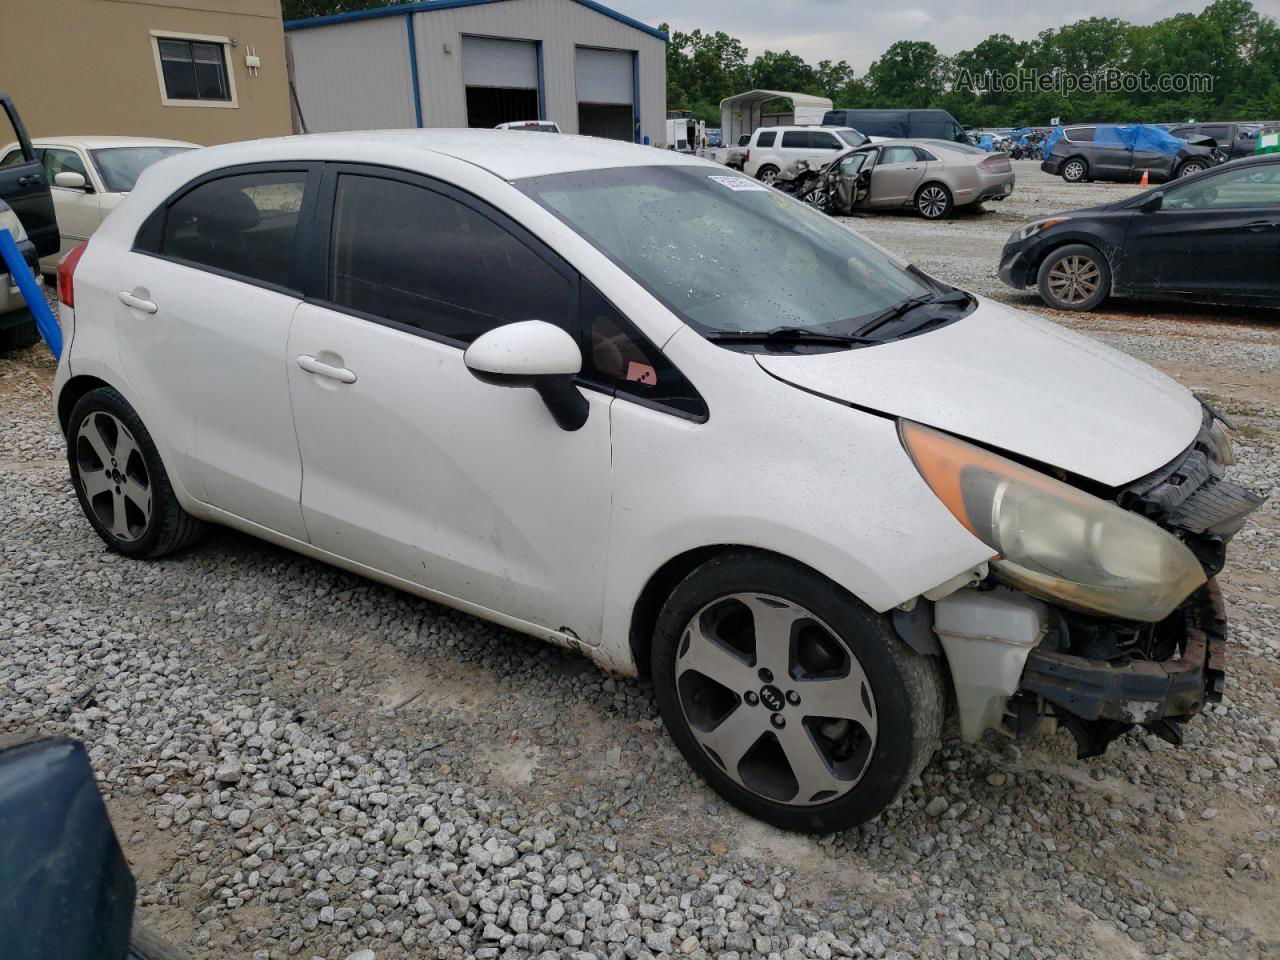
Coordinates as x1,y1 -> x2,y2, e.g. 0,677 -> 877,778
1020,580 -> 1225,727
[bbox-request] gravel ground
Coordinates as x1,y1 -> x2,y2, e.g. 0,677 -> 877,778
2,164 -> 1278,960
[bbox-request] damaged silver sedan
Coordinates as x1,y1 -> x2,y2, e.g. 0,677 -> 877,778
777,139 -> 1015,219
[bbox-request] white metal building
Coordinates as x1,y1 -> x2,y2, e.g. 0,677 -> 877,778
285,0 -> 667,144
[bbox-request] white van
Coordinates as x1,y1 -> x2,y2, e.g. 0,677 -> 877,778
743,126 -> 867,183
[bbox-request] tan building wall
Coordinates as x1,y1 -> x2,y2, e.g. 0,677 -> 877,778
0,0 -> 292,145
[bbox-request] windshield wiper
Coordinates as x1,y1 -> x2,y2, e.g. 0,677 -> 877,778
704,325 -> 874,348
850,289 -> 972,340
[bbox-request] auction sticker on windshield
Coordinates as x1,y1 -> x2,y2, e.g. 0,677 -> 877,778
708,175 -> 770,191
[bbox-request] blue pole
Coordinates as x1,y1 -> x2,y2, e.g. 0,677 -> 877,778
0,228 -> 60,357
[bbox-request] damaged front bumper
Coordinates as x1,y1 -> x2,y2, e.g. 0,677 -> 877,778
931,580 -> 1228,759
1017,580 -> 1226,756
927,408 -> 1262,758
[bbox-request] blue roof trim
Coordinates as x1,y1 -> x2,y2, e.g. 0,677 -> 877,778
285,0 -> 668,41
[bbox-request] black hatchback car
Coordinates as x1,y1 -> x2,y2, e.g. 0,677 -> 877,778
1000,154 -> 1280,311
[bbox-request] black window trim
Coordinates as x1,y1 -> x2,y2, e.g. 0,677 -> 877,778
132,160 -> 323,298
305,162 -> 579,354
309,162 -> 707,422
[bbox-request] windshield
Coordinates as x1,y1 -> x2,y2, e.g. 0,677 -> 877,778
518,165 -> 933,336
836,130 -> 867,148
90,146 -> 193,193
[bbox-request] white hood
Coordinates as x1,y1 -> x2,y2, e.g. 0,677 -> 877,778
756,299 -> 1202,487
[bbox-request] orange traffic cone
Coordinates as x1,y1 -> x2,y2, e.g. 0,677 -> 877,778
1139,169 -> 1149,186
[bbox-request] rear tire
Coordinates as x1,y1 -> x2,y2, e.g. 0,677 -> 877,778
67,386 -> 207,559
915,182 -> 953,220
755,165 -> 780,186
651,551 -> 945,833
1062,157 -> 1088,183
1036,243 -> 1111,312
0,308 -> 39,353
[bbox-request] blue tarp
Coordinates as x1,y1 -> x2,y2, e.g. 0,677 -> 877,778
977,134 -> 995,151
1043,123 -> 1184,158
0,228 -> 60,357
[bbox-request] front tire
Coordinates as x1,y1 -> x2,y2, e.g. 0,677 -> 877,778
915,183 -> 953,220
1177,160 -> 1207,178
651,551 -> 945,833
1036,243 -> 1111,312
1062,157 -> 1088,183
67,387 -> 207,558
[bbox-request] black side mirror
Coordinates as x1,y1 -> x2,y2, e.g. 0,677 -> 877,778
1139,192 -> 1164,213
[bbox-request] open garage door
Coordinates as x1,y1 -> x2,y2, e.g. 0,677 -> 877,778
576,47 -> 634,142
463,36 -> 539,129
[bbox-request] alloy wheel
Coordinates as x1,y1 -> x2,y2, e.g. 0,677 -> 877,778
1064,160 -> 1085,182
917,186 -> 948,218
1179,162 -> 1205,178
75,411 -> 152,542
674,593 -> 878,806
759,168 -> 778,186
1046,254 -> 1101,305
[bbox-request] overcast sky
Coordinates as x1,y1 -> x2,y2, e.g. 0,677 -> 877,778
627,0 -> 1280,74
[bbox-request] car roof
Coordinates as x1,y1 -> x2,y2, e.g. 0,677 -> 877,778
187,129 -> 711,181
756,126 -> 858,134
31,136 -> 198,149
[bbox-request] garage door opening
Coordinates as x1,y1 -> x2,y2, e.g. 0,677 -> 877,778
462,36 -> 540,129
575,47 -> 634,142
578,103 -> 633,141
467,87 -> 538,128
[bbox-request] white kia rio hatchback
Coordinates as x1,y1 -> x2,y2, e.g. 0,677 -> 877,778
53,131 -> 1262,833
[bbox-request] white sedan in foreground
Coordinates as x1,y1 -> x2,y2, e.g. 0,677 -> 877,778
0,136 -> 195,273
52,131 -> 1260,832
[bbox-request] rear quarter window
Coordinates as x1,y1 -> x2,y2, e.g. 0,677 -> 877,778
154,170 -> 307,290
755,131 -> 776,147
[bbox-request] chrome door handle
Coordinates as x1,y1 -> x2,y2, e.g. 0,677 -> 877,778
297,354 -> 356,384
117,290 -> 157,313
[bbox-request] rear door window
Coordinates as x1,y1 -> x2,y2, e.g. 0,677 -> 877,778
881,146 -> 917,164
325,172 -> 572,345
780,131 -> 810,149
158,170 -> 308,290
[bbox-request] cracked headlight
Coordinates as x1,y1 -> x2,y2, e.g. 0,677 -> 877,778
901,420 -> 1206,622
1010,216 -> 1070,243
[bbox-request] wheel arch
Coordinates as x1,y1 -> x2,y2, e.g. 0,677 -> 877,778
629,544 -> 873,680
1026,236 -> 1112,285
57,374 -> 113,434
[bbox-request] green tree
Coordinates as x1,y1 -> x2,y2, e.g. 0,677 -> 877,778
865,41 -> 944,106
